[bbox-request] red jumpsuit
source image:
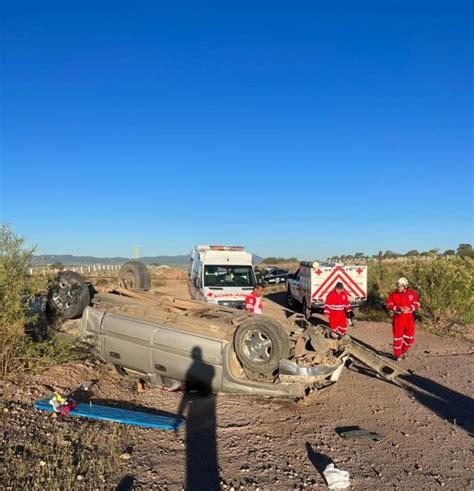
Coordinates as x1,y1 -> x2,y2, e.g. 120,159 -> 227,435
386,289 -> 420,358
324,289 -> 352,335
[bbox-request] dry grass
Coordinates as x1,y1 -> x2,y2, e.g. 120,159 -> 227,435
1,414 -> 132,489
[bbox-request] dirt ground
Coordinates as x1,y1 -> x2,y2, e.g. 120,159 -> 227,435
2,279 -> 473,490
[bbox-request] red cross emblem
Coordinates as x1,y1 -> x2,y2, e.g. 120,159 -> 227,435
315,269 -> 322,275
356,268 -> 363,275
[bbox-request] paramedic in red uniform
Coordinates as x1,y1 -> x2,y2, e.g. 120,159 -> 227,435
324,282 -> 353,336
386,277 -> 420,360
245,284 -> 264,314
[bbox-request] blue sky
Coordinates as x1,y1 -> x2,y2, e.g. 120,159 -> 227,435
1,1 -> 472,259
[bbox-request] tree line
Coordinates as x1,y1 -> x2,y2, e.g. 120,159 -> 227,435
262,244 -> 473,264
327,244 -> 473,262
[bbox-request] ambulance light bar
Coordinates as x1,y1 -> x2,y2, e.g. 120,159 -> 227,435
210,245 -> 245,251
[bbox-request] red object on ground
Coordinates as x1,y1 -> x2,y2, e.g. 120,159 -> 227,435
324,289 -> 352,335
386,289 -> 420,358
57,399 -> 78,416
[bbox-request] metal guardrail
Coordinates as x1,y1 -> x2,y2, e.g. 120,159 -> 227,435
29,264 -> 122,275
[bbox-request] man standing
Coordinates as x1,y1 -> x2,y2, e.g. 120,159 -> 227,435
245,284 -> 264,314
386,277 -> 420,360
324,282 -> 354,336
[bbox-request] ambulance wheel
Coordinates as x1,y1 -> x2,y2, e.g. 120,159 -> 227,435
118,261 -> 151,291
286,291 -> 297,309
302,298 -> 312,320
234,318 -> 291,375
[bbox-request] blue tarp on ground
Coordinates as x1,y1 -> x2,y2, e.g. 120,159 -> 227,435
35,398 -> 185,430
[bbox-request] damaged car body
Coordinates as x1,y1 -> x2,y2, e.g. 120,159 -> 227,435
78,286 -> 407,399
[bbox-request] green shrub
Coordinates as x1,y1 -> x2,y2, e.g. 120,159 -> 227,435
0,224 -> 76,376
409,257 -> 474,325
362,257 -> 474,330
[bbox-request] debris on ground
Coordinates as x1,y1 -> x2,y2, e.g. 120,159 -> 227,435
336,426 -> 384,441
35,396 -> 185,430
323,463 -> 351,490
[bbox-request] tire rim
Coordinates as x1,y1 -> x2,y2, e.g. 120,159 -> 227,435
242,330 -> 273,363
52,281 -> 79,311
120,270 -> 137,289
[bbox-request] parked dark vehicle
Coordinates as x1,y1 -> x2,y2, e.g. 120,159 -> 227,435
262,268 -> 290,286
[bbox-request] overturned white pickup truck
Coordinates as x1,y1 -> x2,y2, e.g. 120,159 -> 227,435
49,262 -> 405,399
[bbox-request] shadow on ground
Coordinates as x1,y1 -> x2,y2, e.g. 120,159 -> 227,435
348,360 -> 474,436
116,474 -> 134,490
400,372 -> 474,436
177,346 -> 219,491
305,442 -> 332,479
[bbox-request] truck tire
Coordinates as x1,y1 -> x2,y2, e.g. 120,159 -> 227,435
118,261 -> 151,291
302,297 -> 312,320
234,317 -> 291,375
48,271 -> 91,319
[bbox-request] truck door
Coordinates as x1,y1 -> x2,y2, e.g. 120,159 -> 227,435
152,328 -> 224,389
102,314 -> 153,374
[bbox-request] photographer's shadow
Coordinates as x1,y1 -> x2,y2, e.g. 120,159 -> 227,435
177,347 -> 219,490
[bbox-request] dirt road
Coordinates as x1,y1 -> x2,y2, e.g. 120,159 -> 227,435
3,280 -> 473,490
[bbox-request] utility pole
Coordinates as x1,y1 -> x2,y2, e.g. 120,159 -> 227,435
131,245 -> 140,259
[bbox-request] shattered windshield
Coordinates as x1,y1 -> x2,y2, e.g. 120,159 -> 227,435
204,265 -> 256,287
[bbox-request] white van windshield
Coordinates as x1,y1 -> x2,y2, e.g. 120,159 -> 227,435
204,265 -> 255,287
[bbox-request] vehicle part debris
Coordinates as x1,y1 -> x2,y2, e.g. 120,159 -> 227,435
48,392 -> 78,415
342,335 -> 410,386
118,261 -> 151,291
323,463 -> 351,490
336,426 -> 384,441
35,397 -> 185,430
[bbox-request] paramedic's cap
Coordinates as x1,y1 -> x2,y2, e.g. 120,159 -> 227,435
335,282 -> 344,289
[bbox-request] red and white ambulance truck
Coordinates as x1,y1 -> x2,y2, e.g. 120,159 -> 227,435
188,245 -> 257,309
286,261 -> 368,319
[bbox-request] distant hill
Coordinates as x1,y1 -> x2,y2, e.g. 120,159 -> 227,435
31,253 -> 263,266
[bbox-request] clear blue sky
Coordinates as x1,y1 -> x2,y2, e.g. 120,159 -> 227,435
1,1 -> 472,259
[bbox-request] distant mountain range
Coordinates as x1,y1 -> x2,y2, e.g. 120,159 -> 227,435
30,253 -> 264,266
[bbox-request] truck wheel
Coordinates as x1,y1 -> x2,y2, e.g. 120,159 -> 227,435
48,271 -> 91,319
302,298 -> 312,320
286,291 -> 297,309
234,318 -> 291,375
118,261 -> 151,291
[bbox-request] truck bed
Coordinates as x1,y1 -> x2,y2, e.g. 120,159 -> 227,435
90,289 -> 251,341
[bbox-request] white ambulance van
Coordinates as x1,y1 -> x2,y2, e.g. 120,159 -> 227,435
189,245 -> 257,309
287,261 -> 368,319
